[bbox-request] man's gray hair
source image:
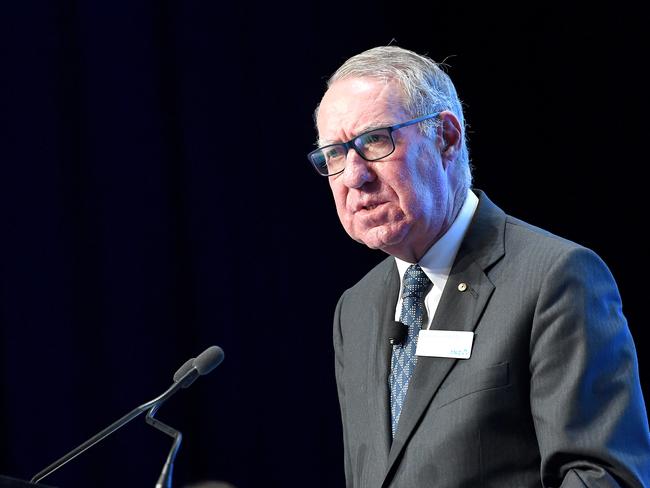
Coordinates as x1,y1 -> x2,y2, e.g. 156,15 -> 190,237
324,46 -> 472,190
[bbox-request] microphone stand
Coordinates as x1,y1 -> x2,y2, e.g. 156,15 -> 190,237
30,366 -> 200,484
146,403 -> 182,488
30,346 -> 223,487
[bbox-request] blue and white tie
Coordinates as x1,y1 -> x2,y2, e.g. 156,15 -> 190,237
389,264 -> 432,437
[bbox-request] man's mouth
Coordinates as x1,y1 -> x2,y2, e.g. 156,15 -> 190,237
354,201 -> 388,214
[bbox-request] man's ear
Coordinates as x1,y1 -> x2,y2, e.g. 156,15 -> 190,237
437,111 -> 462,167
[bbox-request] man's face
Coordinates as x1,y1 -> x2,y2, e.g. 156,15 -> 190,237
316,77 -> 458,262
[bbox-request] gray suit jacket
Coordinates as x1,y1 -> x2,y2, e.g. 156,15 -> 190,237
333,191 -> 650,487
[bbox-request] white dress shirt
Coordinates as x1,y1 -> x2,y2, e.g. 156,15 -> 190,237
394,190 -> 479,329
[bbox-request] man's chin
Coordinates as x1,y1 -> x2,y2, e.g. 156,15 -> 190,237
355,226 -> 408,252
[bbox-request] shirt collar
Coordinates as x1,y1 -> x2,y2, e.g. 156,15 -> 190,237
395,189 -> 479,291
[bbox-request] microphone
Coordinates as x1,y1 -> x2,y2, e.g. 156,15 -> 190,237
388,321 -> 407,345
174,357 -> 196,382
31,345 -> 225,484
148,346 -> 226,488
174,346 -> 224,388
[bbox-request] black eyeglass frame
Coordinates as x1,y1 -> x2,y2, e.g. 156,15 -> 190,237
308,112 -> 441,177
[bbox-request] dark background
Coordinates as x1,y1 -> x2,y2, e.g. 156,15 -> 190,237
0,1 -> 647,487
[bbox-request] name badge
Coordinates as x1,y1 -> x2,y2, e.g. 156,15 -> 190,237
415,330 -> 474,359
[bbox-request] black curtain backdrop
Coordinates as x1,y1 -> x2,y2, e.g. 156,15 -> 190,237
1,1 -> 647,487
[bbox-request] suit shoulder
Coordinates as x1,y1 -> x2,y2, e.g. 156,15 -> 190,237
502,215 -> 613,278
504,215 -> 586,254
342,255 -> 396,300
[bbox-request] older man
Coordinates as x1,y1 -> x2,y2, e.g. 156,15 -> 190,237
309,46 -> 650,487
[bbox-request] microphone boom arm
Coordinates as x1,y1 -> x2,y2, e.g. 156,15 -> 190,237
30,367 -> 199,483
30,345 -> 223,485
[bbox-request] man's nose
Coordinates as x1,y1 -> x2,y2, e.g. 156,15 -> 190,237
341,148 -> 375,188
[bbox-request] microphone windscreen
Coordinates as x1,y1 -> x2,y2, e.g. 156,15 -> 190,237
173,358 -> 195,382
194,346 -> 225,375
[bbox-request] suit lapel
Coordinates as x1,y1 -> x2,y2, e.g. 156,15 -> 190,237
383,191 -> 506,483
366,261 -> 401,467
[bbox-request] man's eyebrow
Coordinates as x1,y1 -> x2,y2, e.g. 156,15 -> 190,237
317,121 -> 393,148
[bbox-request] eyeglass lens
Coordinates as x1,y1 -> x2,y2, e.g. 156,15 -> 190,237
311,128 -> 395,175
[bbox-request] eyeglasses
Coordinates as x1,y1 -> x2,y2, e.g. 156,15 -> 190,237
307,112 -> 440,177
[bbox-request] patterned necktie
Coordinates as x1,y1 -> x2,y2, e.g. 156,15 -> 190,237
389,264 -> 432,437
